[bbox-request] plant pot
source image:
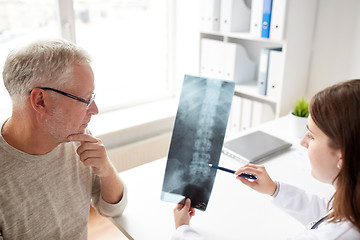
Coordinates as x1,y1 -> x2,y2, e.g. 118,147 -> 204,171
289,113 -> 308,138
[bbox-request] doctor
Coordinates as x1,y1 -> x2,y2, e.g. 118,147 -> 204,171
172,79 -> 360,239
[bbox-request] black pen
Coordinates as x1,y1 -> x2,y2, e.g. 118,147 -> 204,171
208,164 -> 257,180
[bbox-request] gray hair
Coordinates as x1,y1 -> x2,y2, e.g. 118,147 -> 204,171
2,39 -> 92,106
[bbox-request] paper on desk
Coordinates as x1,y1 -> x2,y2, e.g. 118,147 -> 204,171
161,74 -> 235,211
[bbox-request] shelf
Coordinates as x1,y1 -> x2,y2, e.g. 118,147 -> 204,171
234,81 -> 277,110
199,0 -> 317,118
200,30 -> 284,44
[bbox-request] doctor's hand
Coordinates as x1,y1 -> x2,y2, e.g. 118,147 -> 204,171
174,198 -> 196,229
235,164 -> 277,196
68,133 -> 116,178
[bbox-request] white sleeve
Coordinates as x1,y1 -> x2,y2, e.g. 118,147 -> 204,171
272,182 -> 329,226
171,225 -> 204,240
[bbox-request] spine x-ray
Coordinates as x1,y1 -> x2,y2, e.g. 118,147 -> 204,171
161,75 -> 235,211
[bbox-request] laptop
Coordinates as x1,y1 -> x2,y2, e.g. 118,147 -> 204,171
222,131 -> 292,163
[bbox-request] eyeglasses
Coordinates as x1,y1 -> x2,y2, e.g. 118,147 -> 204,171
30,87 -> 95,109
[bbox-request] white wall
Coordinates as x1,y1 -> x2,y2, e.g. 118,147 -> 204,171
306,0 -> 360,97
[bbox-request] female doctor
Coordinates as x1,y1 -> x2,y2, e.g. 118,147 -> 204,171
171,79 -> 360,239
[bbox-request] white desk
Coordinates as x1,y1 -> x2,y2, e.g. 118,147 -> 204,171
113,116 -> 334,240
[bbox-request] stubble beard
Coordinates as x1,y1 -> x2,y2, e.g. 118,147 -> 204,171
44,107 -> 80,143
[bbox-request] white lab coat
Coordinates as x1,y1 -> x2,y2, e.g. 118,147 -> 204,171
171,182 -> 360,240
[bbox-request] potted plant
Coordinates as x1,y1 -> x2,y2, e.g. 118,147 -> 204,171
289,97 -> 309,138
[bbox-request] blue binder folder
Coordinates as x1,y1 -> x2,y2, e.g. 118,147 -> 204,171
261,0 -> 273,38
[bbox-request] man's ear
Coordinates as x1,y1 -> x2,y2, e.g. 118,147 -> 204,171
29,89 -> 47,114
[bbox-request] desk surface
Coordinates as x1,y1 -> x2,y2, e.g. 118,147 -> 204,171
113,116 -> 334,240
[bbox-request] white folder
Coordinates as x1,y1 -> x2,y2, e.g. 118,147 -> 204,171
240,98 -> 253,130
251,101 -> 275,127
250,0 -> 264,37
201,40 -> 255,84
227,42 -> 256,84
220,0 -> 251,33
200,0 -> 221,32
200,39 -> 223,79
266,49 -> 284,99
200,39 -> 211,77
270,0 -> 287,40
228,96 -> 242,132
223,42 -> 237,81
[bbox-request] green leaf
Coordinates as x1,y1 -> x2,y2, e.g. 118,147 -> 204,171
292,97 -> 309,117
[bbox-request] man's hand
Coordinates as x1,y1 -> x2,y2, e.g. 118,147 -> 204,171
68,133 -> 114,178
68,133 -> 124,204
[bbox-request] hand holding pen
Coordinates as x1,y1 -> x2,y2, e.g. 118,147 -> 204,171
209,164 -> 257,180
235,164 -> 278,196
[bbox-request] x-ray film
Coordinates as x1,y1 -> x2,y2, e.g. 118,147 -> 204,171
161,75 -> 235,211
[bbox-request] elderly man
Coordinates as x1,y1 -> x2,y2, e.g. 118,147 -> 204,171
0,39 -> 127,239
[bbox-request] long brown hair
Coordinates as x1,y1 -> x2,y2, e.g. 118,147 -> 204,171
310,79 -> 360,231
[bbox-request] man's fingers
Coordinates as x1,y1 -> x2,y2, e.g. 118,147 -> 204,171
78,150 -> 100,162
76,142 -> 104,155
81,157 -> 96,167
68,133 -> 98,143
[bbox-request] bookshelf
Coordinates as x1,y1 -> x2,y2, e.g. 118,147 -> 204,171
198,0 -> 317,130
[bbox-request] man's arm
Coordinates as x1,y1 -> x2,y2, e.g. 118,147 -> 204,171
99,167 -> 124,204
68,133 -> 126,206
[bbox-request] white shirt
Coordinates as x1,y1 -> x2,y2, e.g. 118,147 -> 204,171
171,182 -> 360,240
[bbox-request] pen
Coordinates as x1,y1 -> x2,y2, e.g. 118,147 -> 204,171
208,164 -> 257,180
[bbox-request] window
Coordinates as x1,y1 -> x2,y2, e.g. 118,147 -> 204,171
0,0 -> 174,119
73,0 -> 173,111
0,0 -> 59,118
